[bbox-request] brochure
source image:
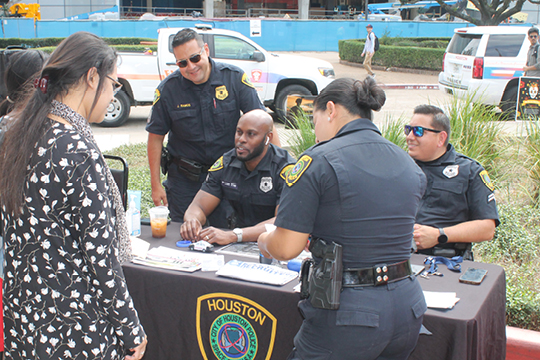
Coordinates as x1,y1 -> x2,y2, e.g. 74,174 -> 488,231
132,246 -> 204,273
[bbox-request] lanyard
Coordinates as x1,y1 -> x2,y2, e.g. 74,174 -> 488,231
424,256 -> 462,276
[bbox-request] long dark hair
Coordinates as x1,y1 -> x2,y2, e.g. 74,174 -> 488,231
0,32 -> 117,216
313,77 -> 386,120
0,50 -> 48,116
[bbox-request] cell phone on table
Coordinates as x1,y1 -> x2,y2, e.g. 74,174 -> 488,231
459,268 -> 487,285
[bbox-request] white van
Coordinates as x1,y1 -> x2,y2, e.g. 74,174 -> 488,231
438,26 -> 529,115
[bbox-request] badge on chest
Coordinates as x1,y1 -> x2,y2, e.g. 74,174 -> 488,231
443,165 -> 459,178
260,177 -> 273,192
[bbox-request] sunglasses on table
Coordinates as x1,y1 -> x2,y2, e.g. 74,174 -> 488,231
106,75 -> 123,95
404,125 -> 442,137
176,49 -> 204,68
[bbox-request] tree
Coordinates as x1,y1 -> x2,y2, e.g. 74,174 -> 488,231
432,0 -> 527,25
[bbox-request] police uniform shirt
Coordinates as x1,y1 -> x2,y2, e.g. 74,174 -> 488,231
146,58 -> 264,166
276,119 -> 427,268
202,144 -> 295,228
415,144 -> 500,251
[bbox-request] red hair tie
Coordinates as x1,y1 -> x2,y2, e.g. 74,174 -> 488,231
33,76 -> 49,94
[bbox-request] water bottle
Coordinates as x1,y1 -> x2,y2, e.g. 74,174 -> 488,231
127,194 -> 141,236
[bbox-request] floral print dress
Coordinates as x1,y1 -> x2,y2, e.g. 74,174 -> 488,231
1,120 -> 145,359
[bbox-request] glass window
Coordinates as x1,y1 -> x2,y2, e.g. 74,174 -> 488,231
447,34 -> 482,56
485,34 -> 525,57
214,35 -> 258,61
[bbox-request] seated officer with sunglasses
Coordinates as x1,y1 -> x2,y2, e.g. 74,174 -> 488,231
405,105 -> 499,260
146,28 -> 279,226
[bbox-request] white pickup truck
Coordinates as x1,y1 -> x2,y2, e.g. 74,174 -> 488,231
104,25 -> 335,127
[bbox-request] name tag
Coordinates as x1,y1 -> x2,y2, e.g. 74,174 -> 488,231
221,181 -> 237,189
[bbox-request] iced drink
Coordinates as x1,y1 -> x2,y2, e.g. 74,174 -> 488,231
148,206 -> 169,238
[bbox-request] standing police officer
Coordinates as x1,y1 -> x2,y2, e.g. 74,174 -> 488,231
180,110 -> 295,244
258,78 -> 427,360
146,28 -> 279,225
406,105 -> 499,260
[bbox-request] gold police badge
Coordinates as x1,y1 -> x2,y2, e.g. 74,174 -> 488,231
215,85 -> 228,100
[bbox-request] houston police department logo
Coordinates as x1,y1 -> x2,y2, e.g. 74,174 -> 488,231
197,293 -> 277,360
286,155 -> 312,187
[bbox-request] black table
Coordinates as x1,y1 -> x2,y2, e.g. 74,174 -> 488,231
122,223 -> 506,360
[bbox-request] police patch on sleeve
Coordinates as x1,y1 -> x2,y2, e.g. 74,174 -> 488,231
209,156 -> 224,172
479,170 -> 495,191
241,73 -> 255,88
286,155 -> 312,187
215,85 -> 228,100
280,164 -> 294,180
153,89 -> 160,105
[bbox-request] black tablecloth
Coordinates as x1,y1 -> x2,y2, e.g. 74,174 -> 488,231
122,223 -> 506,360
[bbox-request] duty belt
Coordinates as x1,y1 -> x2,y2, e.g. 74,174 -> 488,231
342,259 -> 412,287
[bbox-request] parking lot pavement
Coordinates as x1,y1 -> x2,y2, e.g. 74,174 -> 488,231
92,52 -> 448,151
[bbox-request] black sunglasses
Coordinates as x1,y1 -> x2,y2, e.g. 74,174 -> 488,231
176,49 -> 204,68
531,35 -> 539,39
404,125 -> 442,137
106,75 -> 122,95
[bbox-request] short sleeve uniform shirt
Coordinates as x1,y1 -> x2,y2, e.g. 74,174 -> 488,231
146,58 -> 264,166
202,144 -> 295,228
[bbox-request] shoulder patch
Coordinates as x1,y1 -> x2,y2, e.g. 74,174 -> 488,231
479,170 -> 495,191
280,164 -> 294,180
241,73 -> 255,88
153,89 -> 160,105
209,156 -> 224,172
286,155 -> 312,187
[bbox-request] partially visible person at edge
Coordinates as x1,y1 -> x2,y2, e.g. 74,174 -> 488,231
0,48 -> 48,360
258,77 -> 427,360
181,109 -> 295,245
406,104 -> 499,260
361,24 -> 376,77
0,31 -> 147,360
146,28 -> 280,228
524,27 -> 540,76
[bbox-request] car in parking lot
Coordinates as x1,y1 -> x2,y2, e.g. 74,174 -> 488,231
438,26 -> 529,117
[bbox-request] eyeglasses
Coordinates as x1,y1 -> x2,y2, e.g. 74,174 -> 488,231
106,75 -> 122,95
404,125 -> 442,137
176,48 -> 204,68
531,35 -> 538,39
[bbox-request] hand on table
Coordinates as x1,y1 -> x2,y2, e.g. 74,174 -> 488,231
257,232 -> 273,259
200,227 -> 237,245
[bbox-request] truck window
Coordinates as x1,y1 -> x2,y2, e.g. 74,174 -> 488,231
485,34 -> 525,57
447,34 -> 482,56
214,35 -> 258,61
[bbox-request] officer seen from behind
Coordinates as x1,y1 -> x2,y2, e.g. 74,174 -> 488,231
180,110 -> 295,245
406,105 -> 499,260
258,77 -> 427,360
146,28 -> 280,227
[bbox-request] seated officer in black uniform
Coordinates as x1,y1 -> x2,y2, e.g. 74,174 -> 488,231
258,78 -> 427,360
406,104 -> 500,260
180,110 -> 295,245
146,28 -> 280,226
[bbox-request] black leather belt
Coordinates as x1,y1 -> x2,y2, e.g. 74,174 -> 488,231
342,259 -> 412,287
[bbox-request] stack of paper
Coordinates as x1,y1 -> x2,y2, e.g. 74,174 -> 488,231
216,260 -> 299,286
423,291 -> 460,309
132,246 -> 206,272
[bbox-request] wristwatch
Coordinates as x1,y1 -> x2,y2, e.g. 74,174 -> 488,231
437,228 -> 448,244
233,228 -> 243,243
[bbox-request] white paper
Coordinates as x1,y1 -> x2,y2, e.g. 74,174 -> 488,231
423,291 -> 460,309
130,236 -> 150,259
132,246 -> 210,272
264,224 -> 277,232
216,260 -> 298,286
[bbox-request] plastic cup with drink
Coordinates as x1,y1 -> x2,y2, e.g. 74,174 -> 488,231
149,206 -> 169,238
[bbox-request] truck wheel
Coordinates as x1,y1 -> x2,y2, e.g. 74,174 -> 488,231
275,85 -> 312,126
500,86 -> 518,121
99,90 -> 131,127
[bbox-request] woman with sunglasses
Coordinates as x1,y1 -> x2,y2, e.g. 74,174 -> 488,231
258,77 -> 427,360
0,32 -> 147,360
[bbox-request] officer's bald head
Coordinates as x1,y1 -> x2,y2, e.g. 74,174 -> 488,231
239,109 -> 273,134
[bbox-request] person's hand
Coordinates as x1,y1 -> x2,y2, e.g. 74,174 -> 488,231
257,232 -> 272,258
126,336 -> 148,360
181,219 -> 203,241
413,224 -> 440,250
361,52 -> 365,57
151,186 -> 168,207
200,227 -> 237,245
